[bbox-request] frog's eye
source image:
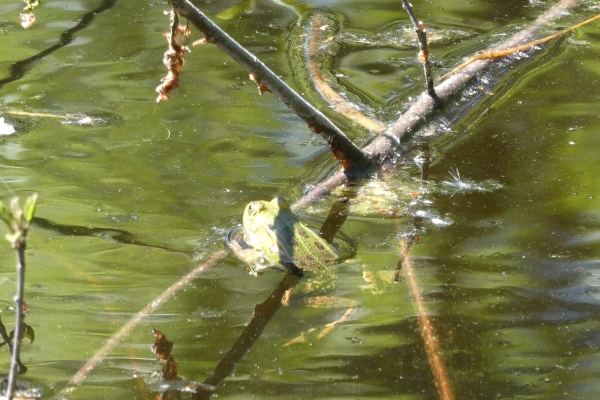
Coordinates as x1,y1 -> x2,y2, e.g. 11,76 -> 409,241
247,202 -> 265,217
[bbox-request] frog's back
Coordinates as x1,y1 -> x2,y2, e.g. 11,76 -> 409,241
291,220 -> 339,272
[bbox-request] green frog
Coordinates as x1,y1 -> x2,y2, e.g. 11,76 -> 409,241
228,197 -> 347,276
229,197 -> 388,345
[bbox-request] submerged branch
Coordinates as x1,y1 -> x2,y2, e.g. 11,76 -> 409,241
168,0 -> 373,173
399,239 -> 455,400
369,0 -> 578,160
192,270 -> 304,400
306,15 -> 388,134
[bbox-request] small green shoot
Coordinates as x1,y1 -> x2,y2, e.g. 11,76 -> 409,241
0,193 -> 38,248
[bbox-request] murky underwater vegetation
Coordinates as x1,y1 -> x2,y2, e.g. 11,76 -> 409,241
1,0 -> 600,398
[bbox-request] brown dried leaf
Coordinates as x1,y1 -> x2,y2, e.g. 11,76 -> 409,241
249,73 -> 271,95
156,11 -> 191,102
151,329 -> 174,362
173,25 -> 190,49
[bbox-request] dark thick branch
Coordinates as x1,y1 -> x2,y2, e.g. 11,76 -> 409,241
168,0 -> 373,173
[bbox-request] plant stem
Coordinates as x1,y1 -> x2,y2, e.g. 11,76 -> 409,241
6,244 -> 26,399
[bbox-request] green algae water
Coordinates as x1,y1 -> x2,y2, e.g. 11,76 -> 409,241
1,0 -> 600,398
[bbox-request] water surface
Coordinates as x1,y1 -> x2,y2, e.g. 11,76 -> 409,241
1,0 -> 600,399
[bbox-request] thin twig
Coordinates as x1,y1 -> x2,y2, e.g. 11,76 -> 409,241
5,110 -> 103,122
168,0 -> 373,173
401,0 -> 440,103
6,246 -> 27,400
441,12 -> 600,80
3,195 -> 38,399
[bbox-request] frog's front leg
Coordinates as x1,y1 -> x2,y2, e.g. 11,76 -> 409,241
228,238 -> 269,275
228,238 -> 258,261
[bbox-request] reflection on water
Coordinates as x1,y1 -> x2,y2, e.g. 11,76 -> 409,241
1,0 -> 600,399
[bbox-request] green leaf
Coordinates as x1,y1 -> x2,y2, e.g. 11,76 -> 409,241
5,231 -> 22,245
217,0 -> 256,20
10,197 -> 22,227
23,193 -> 38,224
243,0 -> 257,14
24,324 -> 35,343
217,5 -> 243,20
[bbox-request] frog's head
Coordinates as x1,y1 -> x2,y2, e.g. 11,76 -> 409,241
241,197 -> 291,249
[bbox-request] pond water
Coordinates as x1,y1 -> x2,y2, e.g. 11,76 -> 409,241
1,0 -> 600,399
